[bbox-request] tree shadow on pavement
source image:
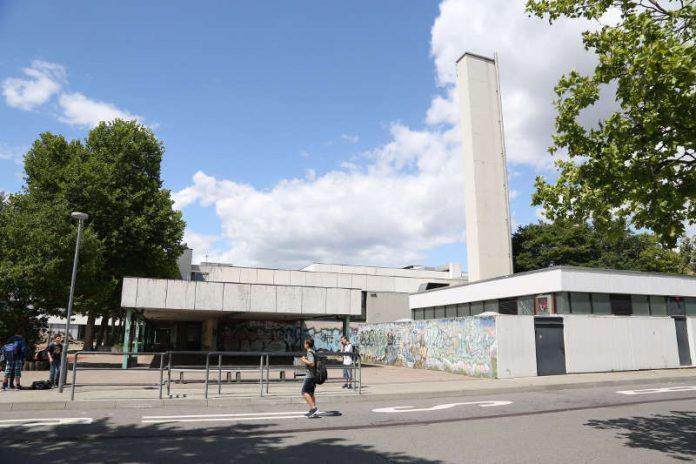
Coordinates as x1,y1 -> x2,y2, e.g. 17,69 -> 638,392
0,418 -> 444,464
585,411 -> 696,462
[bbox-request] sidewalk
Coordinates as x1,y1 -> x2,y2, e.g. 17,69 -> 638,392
2,363 -> 695,411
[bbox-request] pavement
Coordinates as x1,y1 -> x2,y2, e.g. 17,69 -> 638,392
2,378 -> 696,463
2,360 -> 696,411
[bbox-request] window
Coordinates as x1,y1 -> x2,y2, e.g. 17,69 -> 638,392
668,297 -> 686,316
484,300 -> 499,313
686,298 -> 696,316
592,294 -> 611,314
555,292 -> 571,314
610,294 -> 632,316
457,303 -> 471,317
498,298 -> 518,315
650,296 -> 667,316
517,296 -> 535,316
570,293 -> 592,314
631,295 -> 650,316
471,301 -> 484,315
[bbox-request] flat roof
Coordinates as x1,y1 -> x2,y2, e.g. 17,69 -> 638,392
410,266 -> 696,309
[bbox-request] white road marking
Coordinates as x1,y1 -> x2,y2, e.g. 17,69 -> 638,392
617,385 -> 696,395
372,400 -> 512,413
0,417 -> 93,428
142,411 -> 308,424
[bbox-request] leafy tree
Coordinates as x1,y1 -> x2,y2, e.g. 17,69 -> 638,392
527,0 -> 696,247
2,120 -> 185,349
512,220 -> 683,273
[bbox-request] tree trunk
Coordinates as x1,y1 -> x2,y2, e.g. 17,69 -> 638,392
98,316 -> 110,348
83,313 -> 96,351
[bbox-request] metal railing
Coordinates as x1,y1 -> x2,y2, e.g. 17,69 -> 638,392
69,351 -> 167,401
66,350 -> 361,401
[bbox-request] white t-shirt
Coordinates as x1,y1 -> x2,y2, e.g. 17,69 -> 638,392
342,343 -> 353,365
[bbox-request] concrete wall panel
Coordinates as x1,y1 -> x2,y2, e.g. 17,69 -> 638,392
273,270 -> 291,286
327,288 -> 351,315
302,287 -> 326,314
195,282 -> 223,311
687,317 -> 696,366
256,269 -> 275,285
250,285 -> 276,312
350,290 -> 362,316
289,271 -> 307,287
563,315 -> 680,373
495,315 -> 536,378
121,278 -> 138,307
238,267 -> 257,284
222,283 -> 251,312
305,272 -> 324,287
277,286 -> 302,314
351,274 -> 367,291
165,280 -> 197,310
135,279 -> 167,309
336,273 -> 352,289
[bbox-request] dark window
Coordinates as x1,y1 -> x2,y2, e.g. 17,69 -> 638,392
668,297 -> 686,316
424,282 -> 450,290
610,294 -> 632,315
499,298 -> 518,315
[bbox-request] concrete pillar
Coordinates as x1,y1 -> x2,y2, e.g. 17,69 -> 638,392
201,319 -> 218,351
122,308 -> 133,369
343,316 -> 350,337
133,321 -> 141,353
456,53 -> 513,282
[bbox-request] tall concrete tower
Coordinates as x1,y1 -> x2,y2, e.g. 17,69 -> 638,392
456,53 -> 513,282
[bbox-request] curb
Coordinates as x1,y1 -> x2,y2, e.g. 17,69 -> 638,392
5,371 -> 696,411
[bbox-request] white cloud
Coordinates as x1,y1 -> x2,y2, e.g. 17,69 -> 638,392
174,123 -> 466,268
182,230 -> 223,264
0,144 -> 25,165
2,60 -> 65,110
58,92 -> 141,128
175,0 -> 602,268
341,133 -> 359,144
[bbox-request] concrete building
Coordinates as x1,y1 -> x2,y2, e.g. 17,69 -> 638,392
119,260 -> 466,353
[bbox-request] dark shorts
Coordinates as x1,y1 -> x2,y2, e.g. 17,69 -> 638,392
301,377 -> 316,395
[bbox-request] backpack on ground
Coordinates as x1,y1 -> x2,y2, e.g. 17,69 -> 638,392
314,356 -> 328,385
2,341 -> 19,363
31,380 -> 52,390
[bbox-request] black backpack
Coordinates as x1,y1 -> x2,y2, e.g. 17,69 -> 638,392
314,356 -> 328,385
32,380 -> 52,390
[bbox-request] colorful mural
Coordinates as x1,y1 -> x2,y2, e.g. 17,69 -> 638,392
358,317 -> 497,378
217,320 -> 358,353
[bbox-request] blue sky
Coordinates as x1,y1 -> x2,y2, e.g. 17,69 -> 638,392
0,1 -> 593,270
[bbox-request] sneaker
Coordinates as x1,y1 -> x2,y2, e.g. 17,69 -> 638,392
308,410 -> 322,418
304,408 -> 317,417
341,384 -> 347,389
347,384 -> 353,389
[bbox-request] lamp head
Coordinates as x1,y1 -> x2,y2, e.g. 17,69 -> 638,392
71,212 -> 89,221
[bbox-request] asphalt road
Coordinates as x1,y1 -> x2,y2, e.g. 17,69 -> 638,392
2,381 -> 695,463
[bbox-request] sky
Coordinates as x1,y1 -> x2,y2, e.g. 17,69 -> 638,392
0,0 -> 599,270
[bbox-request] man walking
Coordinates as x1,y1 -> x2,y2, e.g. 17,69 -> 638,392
300,337 -> 320,418
2,331 -> 27,390
340,335 -> 353,389
47,334 -> 63,387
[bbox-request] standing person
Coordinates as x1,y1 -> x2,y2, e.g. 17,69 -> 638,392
300,337 -> 319,418
2,332 -> 27,390
340,335 -> 354,389
46,334 -> 63,387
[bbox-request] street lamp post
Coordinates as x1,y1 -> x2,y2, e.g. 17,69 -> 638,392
58,212 -> 88,393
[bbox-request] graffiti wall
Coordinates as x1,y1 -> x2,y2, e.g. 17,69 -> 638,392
217,319 -> 359,353
358,317 -> 497,378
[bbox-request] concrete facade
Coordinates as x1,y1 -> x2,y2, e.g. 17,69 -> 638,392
456,53 -> 513,282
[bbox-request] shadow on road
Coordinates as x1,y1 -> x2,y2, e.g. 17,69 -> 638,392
585,411 -> 696,462
1,418 -> 443,464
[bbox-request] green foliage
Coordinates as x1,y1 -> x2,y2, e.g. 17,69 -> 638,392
527,0 -> 696,247
512,220 -> 685,273
0,120 -> 185,345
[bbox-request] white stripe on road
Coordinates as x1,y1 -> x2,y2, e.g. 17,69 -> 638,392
142,411 -> 308,424
617,385 -> 696,395
0,418 -> 93,428
372,400 -> 512,413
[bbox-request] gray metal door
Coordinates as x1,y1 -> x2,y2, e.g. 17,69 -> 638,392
674,317 -> 692,366
535,317 -> 567,376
